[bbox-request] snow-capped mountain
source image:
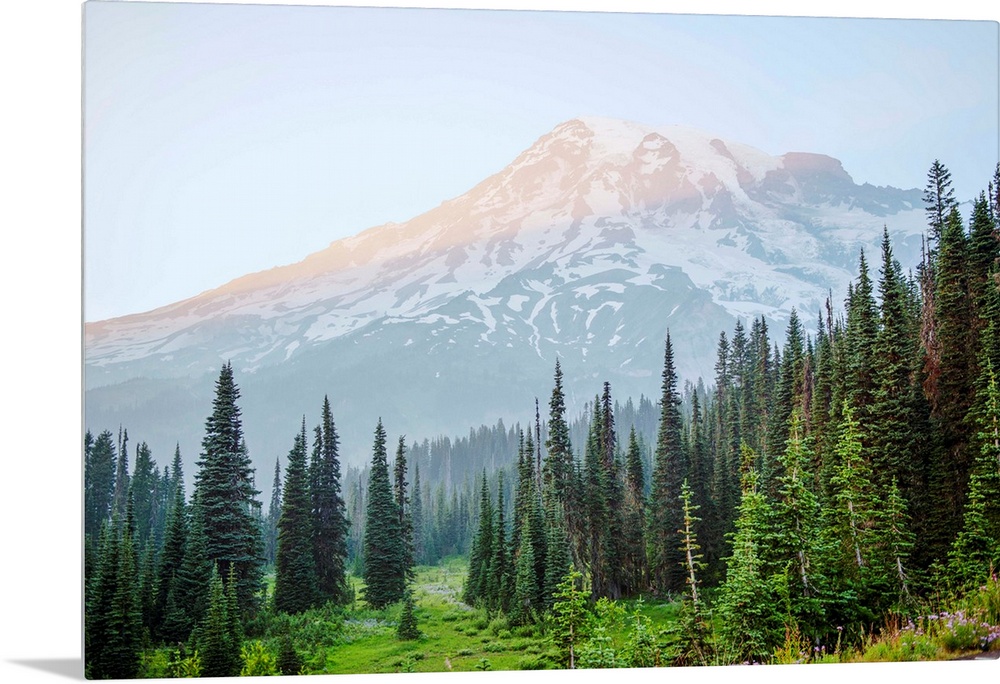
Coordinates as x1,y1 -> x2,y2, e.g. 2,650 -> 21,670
84,117 -> 925,469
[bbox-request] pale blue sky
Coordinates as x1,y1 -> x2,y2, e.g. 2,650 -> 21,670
83,1 -> 999,321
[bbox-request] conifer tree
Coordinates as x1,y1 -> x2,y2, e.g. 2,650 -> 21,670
923,159 -> 958,245
265,457 -> 281,567
600,382 -> 626,599
464,471 -> 493,606
830,402 -> 875,576
968,193 -> 998,321
872,478 -> 916,610
199,566 -> 241,678
85,521 -> 116,678
113,427 -> 130,518
621,427 -> 648,595
870,229 -> 922,495
673,480 -> 712,666
411,463 -> 426,566
551,565 -> 589,669
171,491 -> 213,636
137,542 -> 158,641
393,435 -> 415,581
717,446 -> 782,663
487,471 -> 513,612
525,432 -> 549,609
86,512 -> 142,680
687,391 -> 715,578
947,359 -> 1000,589
583,398 -> 610,598
362,419 -> 406,609
510,512 -> 538,626
543,498 -> 572,610
397,590 -> 420,640
770,309 -> 806,466
131,441 -> 159,549
155,474 -> 189,644
311,395 -> 351,604
545,360 -> 583,568
85,429 -> 117,560
844,251 -> 879,432
648,333 -> 687,595
275,420 -> 319,614
193,362 -> 264,619
772,410 -> 828,639
924,206 -> 978,559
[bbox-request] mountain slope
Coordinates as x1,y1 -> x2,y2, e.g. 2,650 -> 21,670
84,117 -> 926,470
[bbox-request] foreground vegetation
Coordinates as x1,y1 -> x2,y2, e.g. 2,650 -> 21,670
131,557 -> 999,677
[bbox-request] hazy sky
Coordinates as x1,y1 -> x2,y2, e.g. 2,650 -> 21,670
83,1 -> 999,321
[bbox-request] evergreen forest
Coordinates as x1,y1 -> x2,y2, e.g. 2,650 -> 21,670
84,162 -> 1000,678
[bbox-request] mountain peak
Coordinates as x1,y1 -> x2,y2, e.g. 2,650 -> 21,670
85,116 -> 927,473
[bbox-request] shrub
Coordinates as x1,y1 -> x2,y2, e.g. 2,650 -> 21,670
513,624 -> 536,638
516,655 -> 549,670
933,611 -> 1000,653
240,640 -> 279,676
165,649 -> 202,678
487,615 -> 509,635
276,636 -> 304,675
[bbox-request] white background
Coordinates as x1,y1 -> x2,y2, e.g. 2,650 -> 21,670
1,2 -> 997,683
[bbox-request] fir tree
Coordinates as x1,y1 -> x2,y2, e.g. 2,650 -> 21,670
131,441 -> 159,549
411,463 -> 426,565
155,474 -> 189,644
199,566 -> 241,678
673,480 -> 712,666
543,497 -> 572,610
193,362 -> 264,619
362,419 -> 406,609
113,427 -> 130,518
621,426 -> 648,595
393,435 -> 415,581
923,159 -> 958,245
275,420 -> 319,614
648,333 -> 687,595
464,472 -> 493,606
948,359 -> 1000,589
311,395 -> 351,604
551,565 -> 589,669
873,478 -> 917,610
583,398 -> 610,598
772,410 -> 828,640
717,445 -> 783,663
170,491 -> 213,637
544,360 -> 582,568
487,471 -> 513,612
265,457 -> 281,567
85,429 -> 117,569
871,229 -> 922,495
397,590 -> 420,640
510,512 -> 538,626
85,513 -> 142,679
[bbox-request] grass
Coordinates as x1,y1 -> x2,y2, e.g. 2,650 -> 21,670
246,560 -> 1000,674
294,557 -> 698,674
313,557 -> 561,673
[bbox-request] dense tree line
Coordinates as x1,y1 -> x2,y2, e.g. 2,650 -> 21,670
84,365 -> 351,678
460,161 -> 1000,661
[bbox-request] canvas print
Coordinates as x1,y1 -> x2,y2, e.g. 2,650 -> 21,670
83,1 -> 1000,678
